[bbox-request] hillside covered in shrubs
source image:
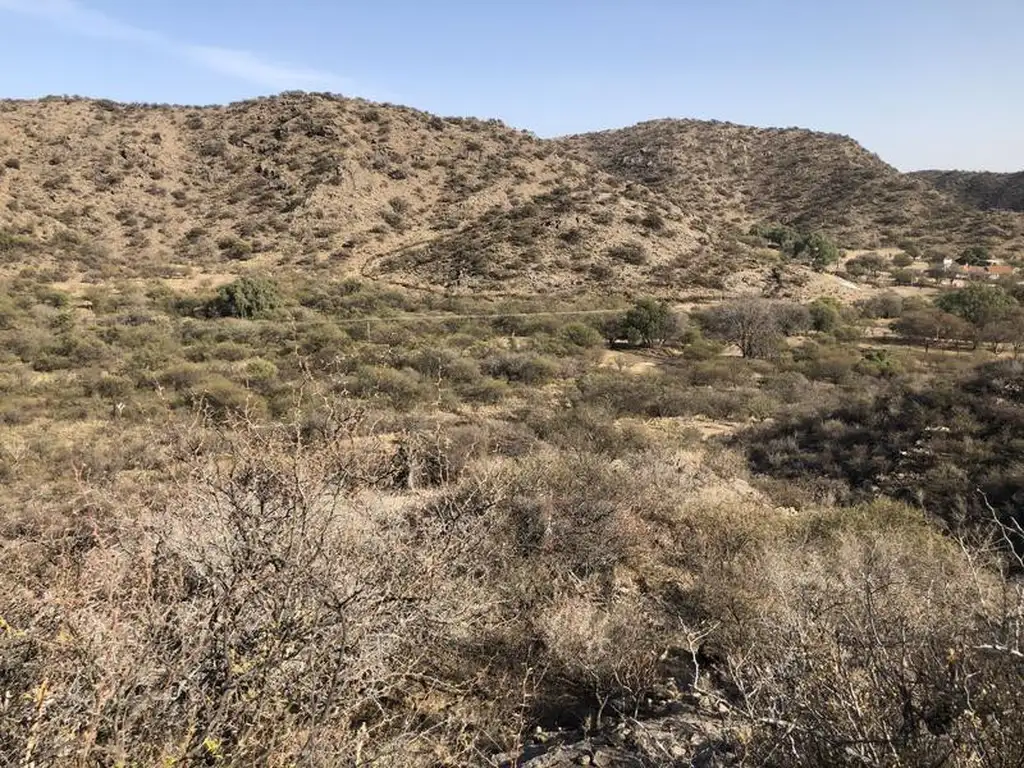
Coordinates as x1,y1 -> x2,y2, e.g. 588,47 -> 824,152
1,265 -> 1024,765
2,93 -> 1024,766
3,94 -> 1024,297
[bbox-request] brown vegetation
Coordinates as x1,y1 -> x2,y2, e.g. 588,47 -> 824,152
559,119 -> 1024,261
2,93 -> 1024,766
912,169 -> 1024,212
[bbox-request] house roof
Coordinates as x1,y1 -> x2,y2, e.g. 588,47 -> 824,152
961,264 -> 1014,276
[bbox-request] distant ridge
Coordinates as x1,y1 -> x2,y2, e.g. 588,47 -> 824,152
910,170 -> 1024,213
557,118 -> 1024,255
1,94 -> 1022,296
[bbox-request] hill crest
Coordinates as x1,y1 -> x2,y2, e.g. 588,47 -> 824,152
910,169 -> 1024,213
1,94 -> 1022,295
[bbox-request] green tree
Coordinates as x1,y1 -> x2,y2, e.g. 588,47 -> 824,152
857,293 -> 904,320
847,252 -> 888,279
617,298 -> 680,347
559,322 -> 604,349
794,232 -> 840,271
211,277 -> 280,319
752,223 -> 799,252
892,269 -> 915,286
935,284 -> 1017,347
808,297 -> 842,333
956,245 -> 992,267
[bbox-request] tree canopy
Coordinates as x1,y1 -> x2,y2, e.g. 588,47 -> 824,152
605,298 -> 680,348
699,300 -> 784,358
751,224 -> 840,271
792,232 -> 841,271
935,284 -> 1016,335
956,245 -> 992,267
892,308 -> 970,353
211,276 -> 281,319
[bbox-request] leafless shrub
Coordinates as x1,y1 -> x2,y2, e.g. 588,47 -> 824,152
699,300 -> 787,358
700,504 -> 1024,766
0,413 -> 525,765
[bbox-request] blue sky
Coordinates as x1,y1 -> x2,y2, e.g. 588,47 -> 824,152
0,0 -> 1021,171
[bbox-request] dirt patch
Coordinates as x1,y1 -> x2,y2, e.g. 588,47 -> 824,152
598,349 -> 662,374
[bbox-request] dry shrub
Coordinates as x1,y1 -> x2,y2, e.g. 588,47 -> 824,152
4,393 -> 1024,767
703,503 -> 1024,766
387,423 -> 490,490
0,416 -> 522,766
511,451 -> 663,581
481,352 -> 560,385
401,445 -> 707,727
537,594 -> 674,720
527,403 -> 654,457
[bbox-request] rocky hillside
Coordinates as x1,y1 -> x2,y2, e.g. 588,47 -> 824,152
0,94 -> 713,295
1,95 -> 1022,298
558,119 -> 1024,258
911,169 -> 1024,212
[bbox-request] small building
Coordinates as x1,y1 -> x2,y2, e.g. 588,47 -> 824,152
986,265 -> 1014,278
960,264 -> 1015,281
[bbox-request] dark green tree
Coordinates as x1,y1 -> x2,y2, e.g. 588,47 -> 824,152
793,232 -> 840,271
753,223 -> 799,252
617,298 -> 680,348
211,276 -> 280,319
956,245 -> 992,267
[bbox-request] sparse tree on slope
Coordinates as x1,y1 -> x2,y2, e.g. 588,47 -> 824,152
700,299 -> 784,358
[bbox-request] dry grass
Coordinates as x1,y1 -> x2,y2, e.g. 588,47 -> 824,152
2,93 -> 1024,766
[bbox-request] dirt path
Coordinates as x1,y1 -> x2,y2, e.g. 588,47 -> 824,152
330,307 -> 623,327
357,235 -> 437,283
598,349 -> 664,374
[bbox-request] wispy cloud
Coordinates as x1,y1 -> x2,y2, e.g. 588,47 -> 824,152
0,0 -> 160,43
0,0 -> 352,92
183,45 -> 352,92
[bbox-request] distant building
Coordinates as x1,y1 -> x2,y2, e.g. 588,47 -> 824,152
986,265 -> 1014,277
960,264 -> 1015,281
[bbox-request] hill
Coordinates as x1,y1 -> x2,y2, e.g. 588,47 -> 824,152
1,95 -> 1023,300
911,169 -> 1024,213
558,119 -> 1024,259
0,94 -> 715,296
4,94 -> 1024,767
